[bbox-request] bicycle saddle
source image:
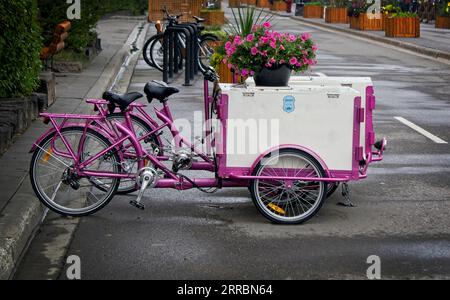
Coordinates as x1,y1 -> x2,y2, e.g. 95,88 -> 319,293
144,80 -> 179,103
193,16 -> 206,23
102,91 -> 143,111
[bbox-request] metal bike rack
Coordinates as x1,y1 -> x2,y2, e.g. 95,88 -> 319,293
163,23 -> 200,86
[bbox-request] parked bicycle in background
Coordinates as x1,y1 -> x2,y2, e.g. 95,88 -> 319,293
143,7 -> 219,73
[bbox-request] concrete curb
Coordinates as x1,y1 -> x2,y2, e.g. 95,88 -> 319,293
111,22 -> 150,94
0,22 -> 144,281
261,7 -> 450,62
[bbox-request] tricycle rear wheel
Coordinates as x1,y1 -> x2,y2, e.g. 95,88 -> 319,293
250,149 -> 327,224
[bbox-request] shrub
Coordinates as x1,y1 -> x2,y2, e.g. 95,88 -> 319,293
37,0 -> 148,53
347,0 -> 376,17
390,12 -> 418,18
0,0 -> 42,97
328,0 -> 348,8
437,1 -> 450,17
304,2 -> 324,6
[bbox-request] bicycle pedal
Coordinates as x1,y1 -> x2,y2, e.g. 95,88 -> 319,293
130,200 -> 145,210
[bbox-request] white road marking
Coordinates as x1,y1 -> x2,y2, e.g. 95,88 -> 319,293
394,117 -> 448,144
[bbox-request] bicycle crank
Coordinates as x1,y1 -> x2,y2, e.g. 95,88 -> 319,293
130,167 -> 159,210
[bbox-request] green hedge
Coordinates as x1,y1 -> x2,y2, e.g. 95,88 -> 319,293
0,0 -> 42,98
38,0 -> 148,52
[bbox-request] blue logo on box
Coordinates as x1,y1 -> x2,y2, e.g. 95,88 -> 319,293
283,96 -> 295,113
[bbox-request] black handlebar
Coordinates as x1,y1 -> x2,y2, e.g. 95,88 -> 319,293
162,7 -> 183,21
204,67 -> 220,83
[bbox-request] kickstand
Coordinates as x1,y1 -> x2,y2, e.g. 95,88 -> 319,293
338,183 -> 355,207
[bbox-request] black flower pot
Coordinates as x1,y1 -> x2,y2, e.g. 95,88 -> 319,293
253,64 -> 292,87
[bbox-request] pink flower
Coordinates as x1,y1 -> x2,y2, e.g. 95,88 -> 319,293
241,69 -> 249,77
263,22 -> 271,29
289,34 -> 297,42
233,36 -> 243,45
261,36 -> 270,44
269,58 -> 276,63
250,71 -> 255,76
246,34 -> 254,42
279,59 -> 285,64
225,41 -> 232,50
312,44 -> 318,51
222,58 -> 227,64
266,63 -> 272,68
251,47 -> 258,56
226,47 -> 235,56
301,32 -> 311,42
261,50 -> 268,57
270,41 -> 277,49
289,57 -> 298,65
227,63 -> 233,69
280,45 -> 285,51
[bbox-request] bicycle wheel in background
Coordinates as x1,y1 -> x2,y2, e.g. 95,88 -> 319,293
146,33 -> 183,72
199,34 -> 219,71
143,33 -> 163,68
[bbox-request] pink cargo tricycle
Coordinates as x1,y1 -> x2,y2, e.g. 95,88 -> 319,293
29,71 -> 386,224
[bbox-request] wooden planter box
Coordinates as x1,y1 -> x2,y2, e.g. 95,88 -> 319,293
200,10 -> 225,26
303,5 -> 324,18
436,16 -> 450,29
381,13 -> 389,30
228,0 -> 241,8
246,0 -> 257,6
217,62 -> 245,84
385,16 -> 420,38
271,1 -> 287,11
148,0 -> 203,22
257,0 -> 271,8
350,13 -> 383,31
325,7 -> 348,23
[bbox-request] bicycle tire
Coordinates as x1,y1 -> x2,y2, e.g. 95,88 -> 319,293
198,34 -> 219,71
143,33 -> 163,68
30,127 -> 121,217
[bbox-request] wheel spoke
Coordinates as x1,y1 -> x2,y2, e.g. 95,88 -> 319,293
31,128 -> 119,216
254,151 -> 325,223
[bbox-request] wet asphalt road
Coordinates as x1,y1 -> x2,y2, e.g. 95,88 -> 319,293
15,13 -> 450,280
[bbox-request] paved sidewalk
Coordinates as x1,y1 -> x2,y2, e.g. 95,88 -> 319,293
0,16 -> 147,280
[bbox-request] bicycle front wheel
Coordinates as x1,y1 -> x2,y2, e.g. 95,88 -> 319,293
30,127 -> 120,217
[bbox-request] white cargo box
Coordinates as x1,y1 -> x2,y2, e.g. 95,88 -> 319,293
246,76 -> 376,159
215,83 -> 365,180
